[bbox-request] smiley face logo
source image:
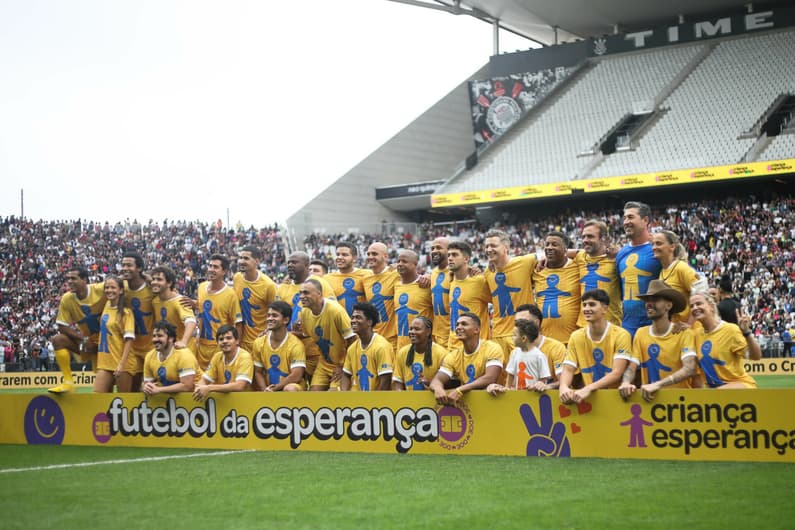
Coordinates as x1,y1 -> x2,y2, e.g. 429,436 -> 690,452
24,396 -> 66,445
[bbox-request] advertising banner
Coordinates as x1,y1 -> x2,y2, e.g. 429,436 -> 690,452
4,390 -> 794,462
432,158 -> 795,208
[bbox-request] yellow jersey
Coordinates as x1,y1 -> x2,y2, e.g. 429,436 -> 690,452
574,251 -> 622,327
393,281 -> 433,350
438,339 -> 504,384
392,342 -> 447,390
484,254 -> 537,338
563,323 -> 632,386
342,333 -> 394,391
533,260 -> 581,344
633,325 -> 697,387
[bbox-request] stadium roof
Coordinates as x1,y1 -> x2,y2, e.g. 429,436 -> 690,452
391,1 -> 791,47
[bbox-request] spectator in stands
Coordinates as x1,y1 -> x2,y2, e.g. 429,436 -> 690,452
714,274 -> 741,325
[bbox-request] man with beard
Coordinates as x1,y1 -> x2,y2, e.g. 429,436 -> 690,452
142,320 -> 197,394
276,252 -> 333,381
193,324 -> 253,400
447,240 -> 491,351
429,237 -> 451,348
619,280 -> 699,401
573,220 -> 621,327
233,246 -> 277,352
532,232 -> 581,345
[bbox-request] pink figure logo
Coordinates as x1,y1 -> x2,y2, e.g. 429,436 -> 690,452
619,403 -> 653,448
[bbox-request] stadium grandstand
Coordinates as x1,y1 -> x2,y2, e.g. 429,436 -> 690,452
2,1 -> 795,369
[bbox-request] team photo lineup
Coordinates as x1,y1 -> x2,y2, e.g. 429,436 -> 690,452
31,198 -> 772,406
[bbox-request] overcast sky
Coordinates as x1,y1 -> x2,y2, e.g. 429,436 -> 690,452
0,0 -> 532,228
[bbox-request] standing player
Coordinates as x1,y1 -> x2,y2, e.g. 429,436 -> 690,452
233,246 -> 277,352
618,280 -> 698,401
574,220 -> 621,326
121,251 -> 155,391
363,242 -> 399,352
392,316 -> 446,391
652,230 -> 704,325
142,321 -> 197,395
341,302 -> 393,391
193,324 -> 254,400
276,252 -> 334,382
393,249 -> 433,350
150,265 -> 196,350
94,276 -> 136,393
616,201 -> 661,337
429,237 -> 451,348
192,254 -> 243,370
48,267 -> 105,393
483,229 -> 536,367
325,242 -> 371,316
298,279 -> 357,391
559,289 -> 632,405
309,259 -> 329,276
430,313 -> 503,405
447,240 -> 491,350
532,232 -> 581,345
251,301 -> 306,392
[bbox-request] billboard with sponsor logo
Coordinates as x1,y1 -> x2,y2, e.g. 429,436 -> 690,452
3,390 -> 794,462
432,158 -> 795,208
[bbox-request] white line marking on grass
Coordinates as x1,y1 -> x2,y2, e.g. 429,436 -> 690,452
0,449 -> 255,474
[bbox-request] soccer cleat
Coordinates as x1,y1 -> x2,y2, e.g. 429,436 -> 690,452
48,383 -> 74,394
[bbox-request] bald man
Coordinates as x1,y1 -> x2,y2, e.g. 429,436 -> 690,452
429,237 -> 451,347
394,249 -> 433,350
362,242 -> 399,353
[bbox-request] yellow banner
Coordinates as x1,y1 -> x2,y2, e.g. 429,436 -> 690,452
0,372 -> 95,389
431,158 -> 795,208
744,358 -> 795,376
2,390 -> 794,462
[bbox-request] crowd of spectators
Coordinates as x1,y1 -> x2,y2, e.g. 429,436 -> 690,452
303,194 -> 795,355
1,193 -> 793,368
0,217 -> 286,368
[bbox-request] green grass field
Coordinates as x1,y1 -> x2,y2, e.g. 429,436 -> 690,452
1,446 -> 794,529
2,377 -> 794,529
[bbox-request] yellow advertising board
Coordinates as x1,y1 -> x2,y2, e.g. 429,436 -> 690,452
3,390 -> 794,462
431,158 -> 795,208
744,358 -> 795,376
0,371 -> 95,390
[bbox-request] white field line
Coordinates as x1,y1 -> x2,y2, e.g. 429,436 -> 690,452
0,449 -> 255,474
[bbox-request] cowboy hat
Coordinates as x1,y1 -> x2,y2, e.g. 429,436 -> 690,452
637,279 -> 687,315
